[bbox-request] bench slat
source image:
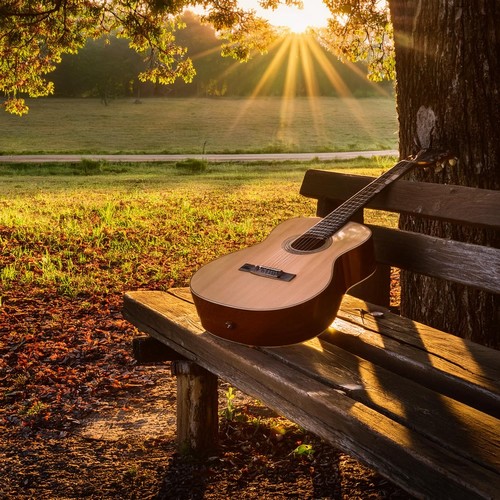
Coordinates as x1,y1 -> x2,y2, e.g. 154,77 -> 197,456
369,225 -> 500,294
167,290 -> 499,455
123,289 -> 500,499
300,170 -> 500,229
169,288 -> 500,413
329,294 -> 500,416
266,339 -> 499,472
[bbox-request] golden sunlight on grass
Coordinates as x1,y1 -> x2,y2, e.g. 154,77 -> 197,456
226,34 -> 391,149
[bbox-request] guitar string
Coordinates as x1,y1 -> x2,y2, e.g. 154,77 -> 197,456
262,191 -> 376,269
257,151 -> 446,271
257,182 -> 385,270
259,178 -> 391,269
257,159 -> 420,271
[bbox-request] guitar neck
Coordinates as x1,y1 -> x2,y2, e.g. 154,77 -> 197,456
307,158 -> 418,239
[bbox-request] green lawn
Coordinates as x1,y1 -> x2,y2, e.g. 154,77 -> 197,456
0,97 -> 397,155
0,159 -> 397,297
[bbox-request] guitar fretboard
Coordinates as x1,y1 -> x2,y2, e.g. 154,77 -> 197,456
304,159 -> 416,240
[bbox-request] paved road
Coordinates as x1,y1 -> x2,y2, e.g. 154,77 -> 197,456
0,150 -> 398,163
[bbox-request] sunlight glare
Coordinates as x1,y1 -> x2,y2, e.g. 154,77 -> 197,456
212,3 -> 389,151
238,0 -> 330,33
223,31 -> 386,148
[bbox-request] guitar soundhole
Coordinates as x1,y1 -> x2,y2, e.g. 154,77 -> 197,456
284,235 -> 331,254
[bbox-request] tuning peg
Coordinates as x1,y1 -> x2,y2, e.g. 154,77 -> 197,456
447,157 -> 457,167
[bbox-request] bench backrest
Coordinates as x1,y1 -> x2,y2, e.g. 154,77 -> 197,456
300,169 -> 500,306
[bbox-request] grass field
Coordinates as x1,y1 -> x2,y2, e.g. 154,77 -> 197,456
0,97 -> 397,155
0,158 -> 397,297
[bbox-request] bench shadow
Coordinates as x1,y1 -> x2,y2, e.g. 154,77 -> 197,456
154,453 -> 209,499
153,415 -> 348,499
312,307 -> 498,479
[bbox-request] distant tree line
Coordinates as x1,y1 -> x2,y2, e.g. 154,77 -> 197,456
50,11 -> 392,102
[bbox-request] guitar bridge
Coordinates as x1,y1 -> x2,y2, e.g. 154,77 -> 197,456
239,263 -> 296,282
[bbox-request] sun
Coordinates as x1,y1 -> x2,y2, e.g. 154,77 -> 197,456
239,0 -> 330,34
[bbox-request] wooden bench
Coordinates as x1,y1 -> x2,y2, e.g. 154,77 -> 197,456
123,168 -> 500,499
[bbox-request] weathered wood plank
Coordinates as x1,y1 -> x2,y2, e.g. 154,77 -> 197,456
266,337 -> 499,472
303,170 -> 500,294
132,335 -> 187,363
329,294 -> 500,417
172,360 -> 218,456
300,170 -> 500,229
168,288 -> 500,414
368,226 -> 500,294
123,289 -> 500,499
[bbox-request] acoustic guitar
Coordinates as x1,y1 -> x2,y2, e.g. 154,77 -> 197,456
190,149 -> 451,346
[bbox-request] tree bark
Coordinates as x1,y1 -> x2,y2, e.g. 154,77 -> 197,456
388,0 -> 500,347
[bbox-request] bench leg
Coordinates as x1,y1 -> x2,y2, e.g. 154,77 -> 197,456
171,360 -> 219,456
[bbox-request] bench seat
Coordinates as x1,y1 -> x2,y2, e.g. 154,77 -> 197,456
123,287 -> 500,500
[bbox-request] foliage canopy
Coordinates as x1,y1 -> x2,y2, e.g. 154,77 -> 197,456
0,0 -> 393,114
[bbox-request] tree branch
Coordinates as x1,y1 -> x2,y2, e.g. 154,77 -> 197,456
0,0 -> 65,18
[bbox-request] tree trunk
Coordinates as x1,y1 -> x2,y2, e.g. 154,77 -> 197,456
388,0 -> 499,347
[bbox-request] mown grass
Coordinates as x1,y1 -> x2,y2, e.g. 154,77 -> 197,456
0,158 -> 397,299
0,97 -> 397,155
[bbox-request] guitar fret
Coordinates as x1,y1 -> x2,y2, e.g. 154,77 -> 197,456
304,159 -> 418,239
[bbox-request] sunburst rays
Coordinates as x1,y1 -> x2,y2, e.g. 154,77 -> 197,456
219,33 -> 389,150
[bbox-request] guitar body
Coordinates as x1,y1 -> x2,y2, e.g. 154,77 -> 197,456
190,150 -> 450,346
190,217 -> 376,346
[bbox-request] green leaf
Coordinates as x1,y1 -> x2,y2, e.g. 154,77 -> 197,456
292,443 -> 314,456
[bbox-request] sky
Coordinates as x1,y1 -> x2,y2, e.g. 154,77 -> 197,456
237,0 -> 331,33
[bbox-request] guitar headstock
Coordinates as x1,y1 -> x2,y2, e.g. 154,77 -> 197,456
411,149 -> 457,173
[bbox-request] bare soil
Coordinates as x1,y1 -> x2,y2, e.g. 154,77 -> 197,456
1,292 -> 412,499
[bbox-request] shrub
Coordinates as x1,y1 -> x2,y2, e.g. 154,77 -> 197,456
77,158 -> 106,175
175,158 -> 208,174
